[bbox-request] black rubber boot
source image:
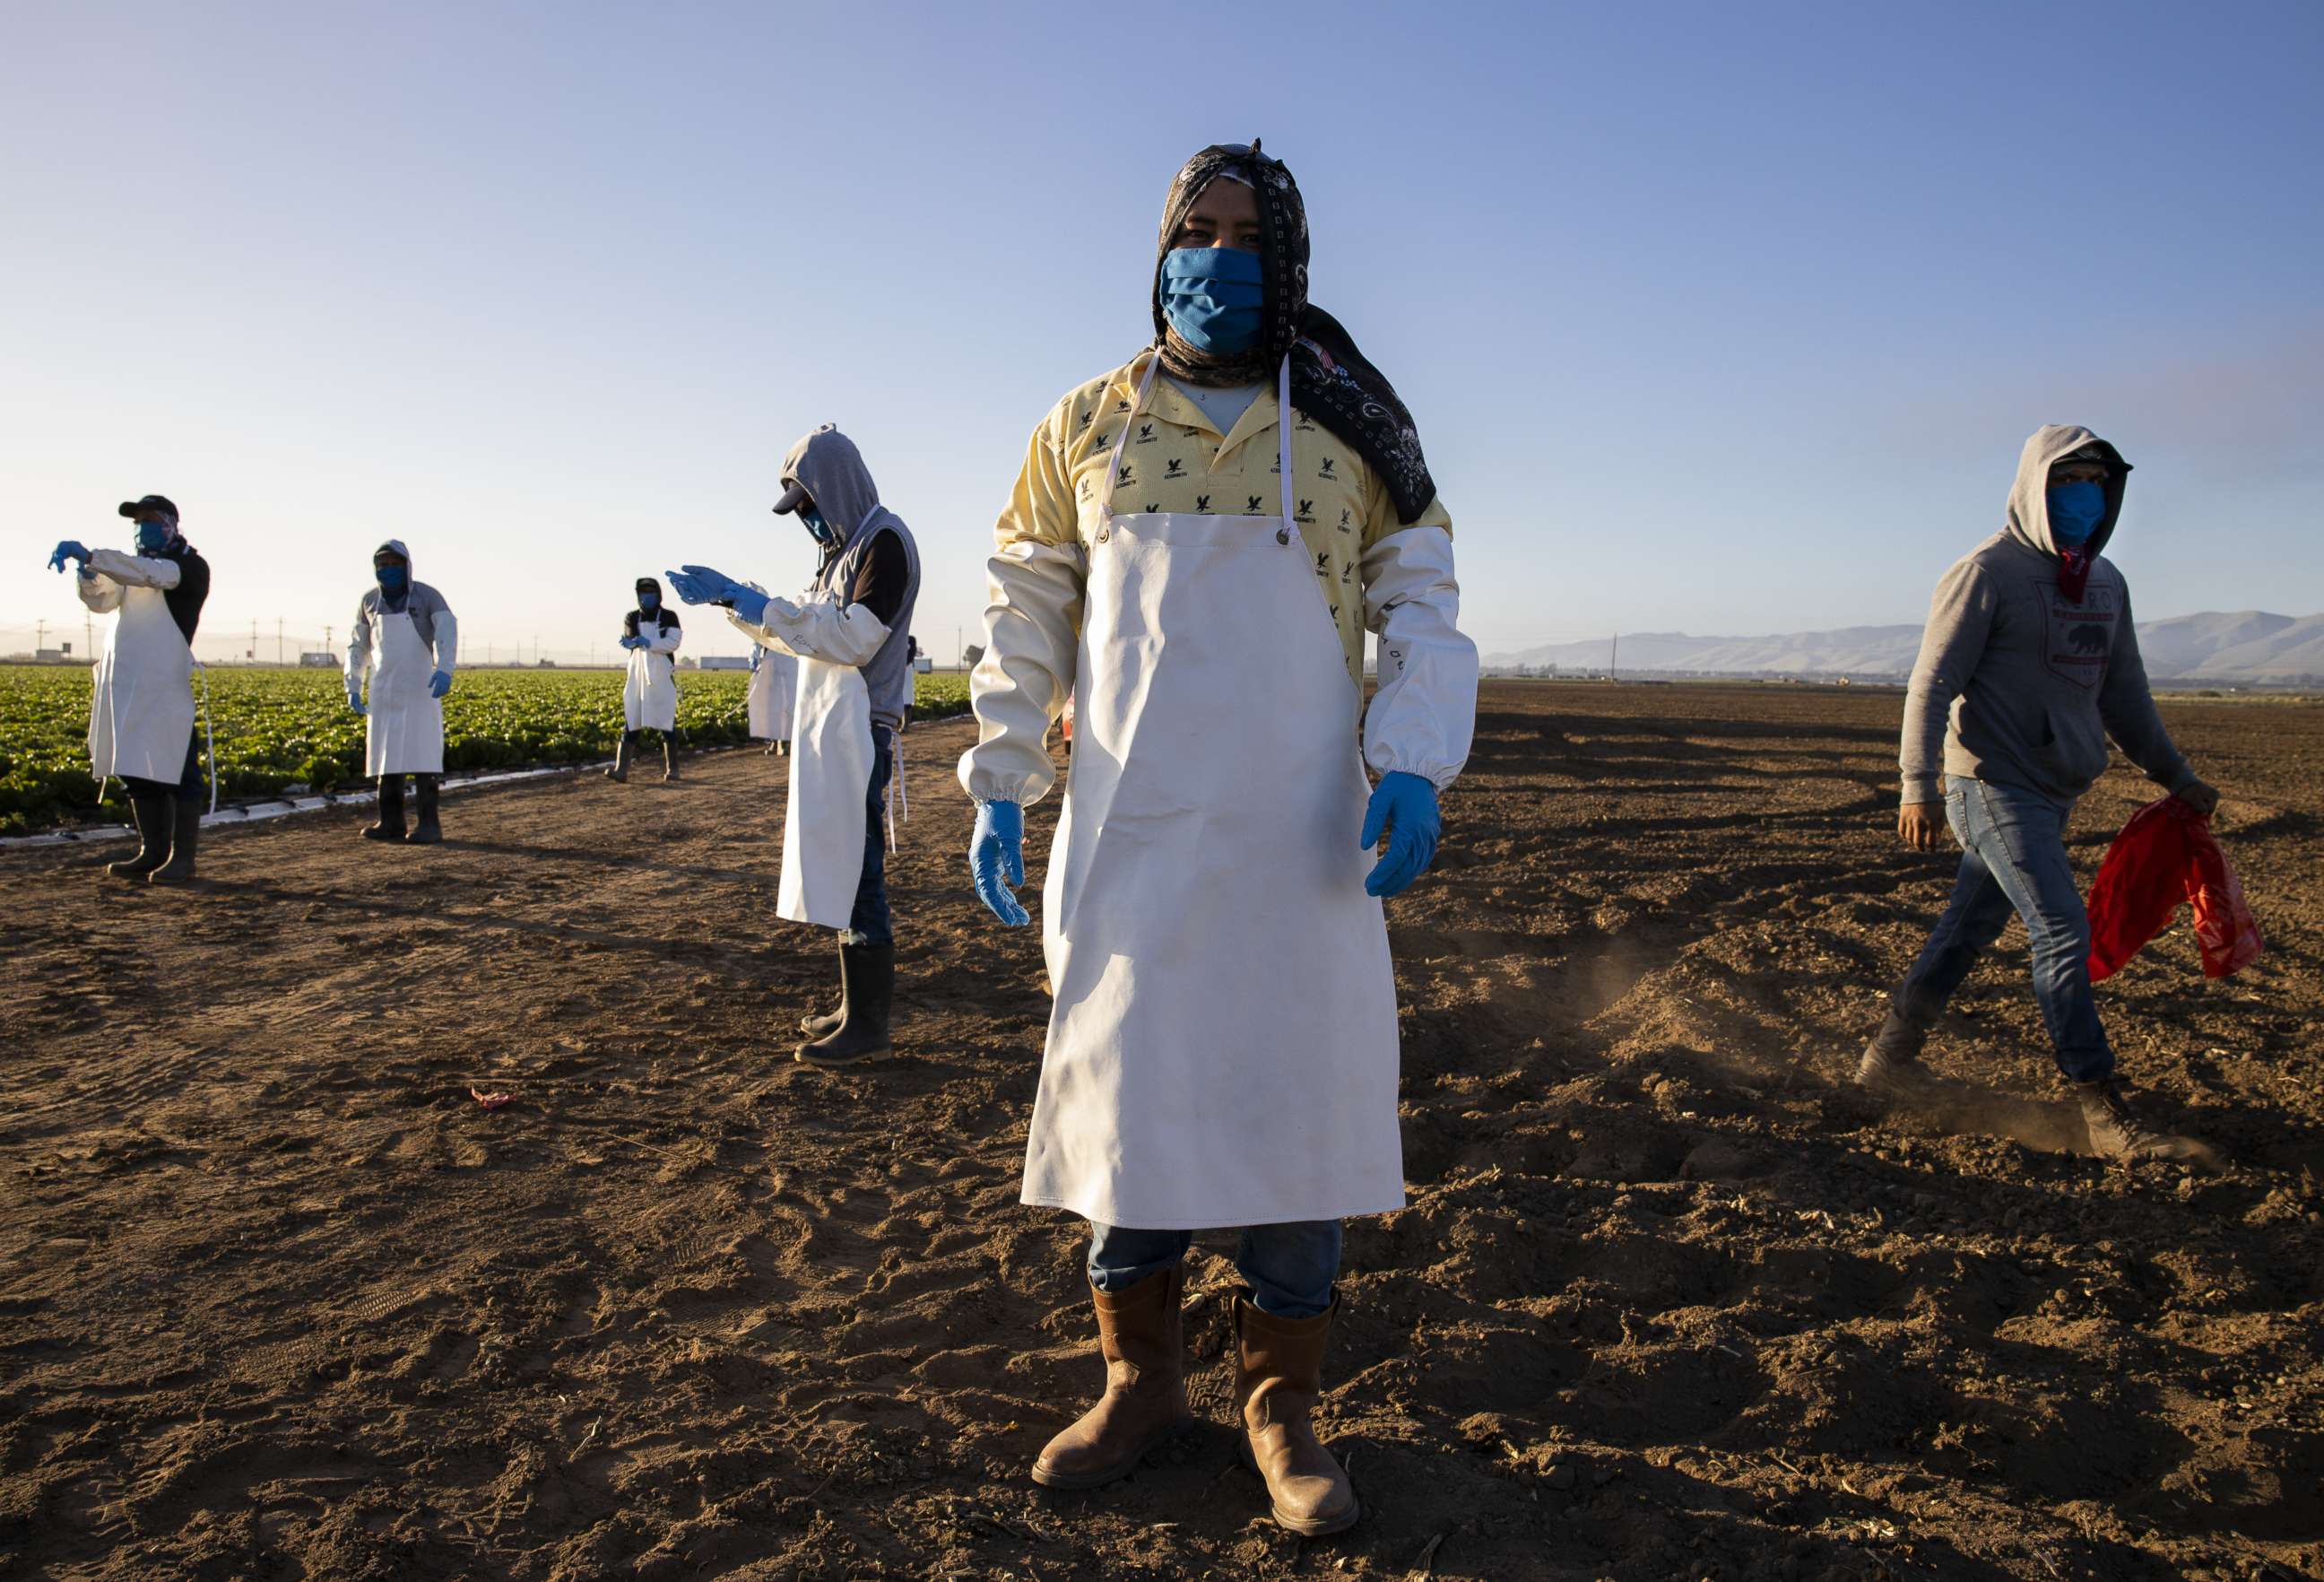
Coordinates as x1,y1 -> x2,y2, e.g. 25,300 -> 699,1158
796,942 -> 895,1066
107,787 -> 173,879
604,731 -> 635,783
1854,1006 -> 1949,1104
799,937 -> 847,1039
2076,1078 -> 2218,1167
407,774 -> 443,845
363,775 -> 406,841
148,795 -> 202,883
661,735 -> 681,781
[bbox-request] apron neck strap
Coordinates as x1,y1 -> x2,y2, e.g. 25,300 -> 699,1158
1101,353 -> 1165,516
1275,355 -> 1295,529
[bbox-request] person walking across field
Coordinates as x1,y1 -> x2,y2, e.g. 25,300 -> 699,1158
345,539 -> 458,845
605,576 -> 684,783
958,140 -> 1478,1535
47,494 -> 212,882
1861,425 -> 2220,1164
665,423 -> 921,1066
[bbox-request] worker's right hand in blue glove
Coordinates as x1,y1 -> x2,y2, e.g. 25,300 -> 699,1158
667,566 -> 770,626
345,683 -> 366,717
970,800 -> 1029,926
619,635 -> 643,651
48,541 -> 91,573
1360,771 -> 1441,898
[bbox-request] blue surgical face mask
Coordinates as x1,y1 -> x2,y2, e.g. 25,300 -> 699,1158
2046,480 -> 2107,549
376,562 -> 409,595
638,590 -> 660,612
1160,247 -> 1265,355
799,503 -> 835,545
134,517 -> 172,554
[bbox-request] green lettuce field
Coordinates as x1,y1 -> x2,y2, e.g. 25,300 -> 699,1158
0,665 -> 972,835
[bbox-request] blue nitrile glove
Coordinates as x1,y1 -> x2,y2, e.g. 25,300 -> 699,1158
1360,771 -> 1441,898
971,800 -> 1029,926
48,541 -> 91,573
619,635 -> 643,651
428,669 -> 452,699
666,565 -> 770,625
346,682 -> 366,716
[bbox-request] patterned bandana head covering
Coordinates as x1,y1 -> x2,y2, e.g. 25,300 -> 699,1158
1151,140 -> 1438,524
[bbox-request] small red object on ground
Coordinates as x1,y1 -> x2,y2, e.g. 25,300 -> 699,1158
470,1087 -> 516,1110
2085,795 -> 2263,983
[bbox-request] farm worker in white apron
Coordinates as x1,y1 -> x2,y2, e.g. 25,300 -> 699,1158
606,576 -> 685,783
48,493 -> 213,882
958,142 -> 1478,1535
666,423 -> 922,1066
345,539 -> 458,846
748,641 -> 799,756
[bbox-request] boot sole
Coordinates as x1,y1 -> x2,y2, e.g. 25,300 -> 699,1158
794,1042 -> 892,1068
1235,1437 -> 1360,1535
1031,1419 -> 1193,1491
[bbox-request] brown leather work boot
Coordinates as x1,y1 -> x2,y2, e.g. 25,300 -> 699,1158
1031,1265 -> 1191,1490
1236,1291 -> 1359,1536
2076,1078 -> 2220,1169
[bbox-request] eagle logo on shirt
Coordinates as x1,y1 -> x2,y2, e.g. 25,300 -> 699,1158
1297,499 -> 1315,522
1246,495 -> 1265,515
1165,458 -> 1186,479
1315,552 -> 1331,575
1319,457 -> 1338,480
1338,508 -> 1354,534
1137,422 -> 1156,443
1195,494 -> 1211,512
1117,463 -> 1135,486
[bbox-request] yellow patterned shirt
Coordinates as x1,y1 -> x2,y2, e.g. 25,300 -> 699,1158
994,351 -> 1453,682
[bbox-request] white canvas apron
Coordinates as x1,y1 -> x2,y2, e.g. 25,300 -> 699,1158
623,634 -> 679,732
363,610 -> 446,776
777,656 -> 874,927
1020,353 -> 1405,1230
748,649 -> 799,740
88,579 -> 195,784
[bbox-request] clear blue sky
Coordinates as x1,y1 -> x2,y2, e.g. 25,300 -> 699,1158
5,0 -> 2319,665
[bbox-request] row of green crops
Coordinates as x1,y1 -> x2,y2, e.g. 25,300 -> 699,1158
0,665 -> 975,835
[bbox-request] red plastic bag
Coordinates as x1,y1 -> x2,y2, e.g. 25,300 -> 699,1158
2085,796 -> 2263,983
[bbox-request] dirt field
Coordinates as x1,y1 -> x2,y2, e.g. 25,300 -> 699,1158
3,682 -> 2318,1582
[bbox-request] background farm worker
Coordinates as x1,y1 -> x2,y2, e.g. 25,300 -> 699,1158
748,639 -> 799,756
1863,426 -> 2221,1164
47,493 -> 212,882
345,538 -> 457,846
958,141 -> 1478,1536
606,576 -> 684,783
666,422 -> 921,1067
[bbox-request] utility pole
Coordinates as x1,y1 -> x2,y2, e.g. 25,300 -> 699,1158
533,633 -> 540,667
276,617 -> 284,665
324,624 -> 333,658
1609,633 -> 1618,682
84,614 -> 94,656
35,620 -> 47,653
250,618 -> 258,664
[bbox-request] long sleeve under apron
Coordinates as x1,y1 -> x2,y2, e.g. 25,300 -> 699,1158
960,353 -> 1479,806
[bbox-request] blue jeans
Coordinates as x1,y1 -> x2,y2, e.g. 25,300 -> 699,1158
1893,775 -> 2112,1082
845,726 -> 894,947
1088,1220 -> 1340,1320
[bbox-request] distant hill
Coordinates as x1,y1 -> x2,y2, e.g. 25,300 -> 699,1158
1484,612 -> 2324,684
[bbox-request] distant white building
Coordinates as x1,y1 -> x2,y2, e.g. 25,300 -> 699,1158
697,656 -> 750,672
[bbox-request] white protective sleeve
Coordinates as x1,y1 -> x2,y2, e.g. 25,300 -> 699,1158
733,592 -> 889,667
431,610 -> 459,677
85,548 -> 182,591
958,538 -> 1085,806
76,568 -> 124,614
646,618 -> 681,656
346,610 -> 373,685
1360,526 -> 1478,789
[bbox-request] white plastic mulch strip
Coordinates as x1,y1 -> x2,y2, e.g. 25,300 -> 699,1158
0,754 -> 684,848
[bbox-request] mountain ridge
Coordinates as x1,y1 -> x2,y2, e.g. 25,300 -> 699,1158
1483,611 -> 2324,683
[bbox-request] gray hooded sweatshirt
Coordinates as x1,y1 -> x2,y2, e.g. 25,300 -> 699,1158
782,426 -> 922,731
1900,425 -> 2194,808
